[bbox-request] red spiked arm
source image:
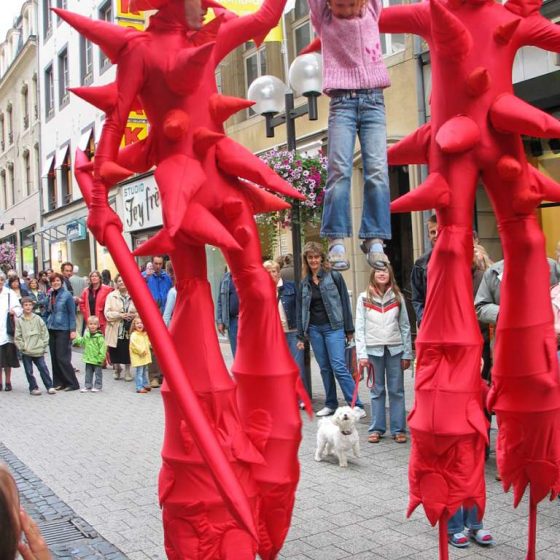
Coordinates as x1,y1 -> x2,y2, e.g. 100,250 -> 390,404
379,4 -> 431,38
519,14 -> 560,52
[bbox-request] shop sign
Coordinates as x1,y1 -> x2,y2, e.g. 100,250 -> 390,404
67,220 -> 87,241
123,175 -> 162,232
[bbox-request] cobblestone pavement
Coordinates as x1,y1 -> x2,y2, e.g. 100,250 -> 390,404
1,345 -> 559,559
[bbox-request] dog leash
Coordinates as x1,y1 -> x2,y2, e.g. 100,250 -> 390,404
351,362 -> 374,408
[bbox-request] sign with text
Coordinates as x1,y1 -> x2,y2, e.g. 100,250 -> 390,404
123,174 -> 162,232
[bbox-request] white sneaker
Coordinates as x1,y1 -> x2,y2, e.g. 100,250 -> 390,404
354,407 -> 367,419
47,388 -> 57,394
91,388 -> 101,392
30,389 -> 42,396
316,407 -> 335,417
80,388 -> 91,393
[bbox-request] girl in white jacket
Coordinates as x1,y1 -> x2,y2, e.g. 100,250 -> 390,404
355,261 -> 412,443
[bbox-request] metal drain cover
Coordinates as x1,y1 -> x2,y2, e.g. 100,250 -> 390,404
36,517 -> 97,545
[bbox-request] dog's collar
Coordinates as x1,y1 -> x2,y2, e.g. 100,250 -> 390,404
341,430 -> 353,436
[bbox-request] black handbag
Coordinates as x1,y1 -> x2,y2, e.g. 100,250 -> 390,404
6,293 -> 15,336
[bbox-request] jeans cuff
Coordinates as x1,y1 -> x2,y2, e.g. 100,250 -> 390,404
359,233 -> 392,240
320,230 -> 352,238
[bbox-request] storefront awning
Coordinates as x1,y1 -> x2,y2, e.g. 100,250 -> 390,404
43,154 -> 55,177
78,128 -> 94,151
57,145 -> 70,168
32,218 -> 75,242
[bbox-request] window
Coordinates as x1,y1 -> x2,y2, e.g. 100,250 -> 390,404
294,20 -> 313,57
294,0 -> 309,19
60,148 -> 72,203
46,156 -> 57,210
45,64 -> 54,119
380,0 -> 405,55
56,0 -> 68,24
7,163 -> 15,206
0,170 -> 5,210
22,85 -> 29,130
32,74 -> 38,120
80,37 -> 93,85
43,0 -> 53,38
0,115 -> 4,152
23,151 -> 31,197
58,48 -> 70,108
7,105 -> 13,145
244,44 -> 268,116
34,144 -> 40,193
99,1 -> 113,72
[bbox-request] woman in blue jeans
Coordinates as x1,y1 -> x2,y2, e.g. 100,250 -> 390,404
355,261 -> 411,443
297,241 -> 366,418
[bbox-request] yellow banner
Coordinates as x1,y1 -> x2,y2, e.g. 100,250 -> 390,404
209,0 -> 283,42
116,0 -> 145,21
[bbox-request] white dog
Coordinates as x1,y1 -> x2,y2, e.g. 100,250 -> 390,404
314,406 -> 361,468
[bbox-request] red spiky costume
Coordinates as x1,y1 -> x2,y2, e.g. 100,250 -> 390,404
55,1 -> 310,558
380,1 -> 560,558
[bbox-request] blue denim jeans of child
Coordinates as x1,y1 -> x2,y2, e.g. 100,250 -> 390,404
368,347 -> 406,435
135,365 -> 148,391
22,354 -> 53,392
85,363 -> 103,390
285,330 -> 304,387
308,323 -> 363,410
228,316 -> 239,358
320,89 -> 391,240
448,506 -> 483,535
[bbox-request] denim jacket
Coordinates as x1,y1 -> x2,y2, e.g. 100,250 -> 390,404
278,280 -> 298,331
216,272 -> 239,328
46,287 -> 76,331
298,269 -> 354,338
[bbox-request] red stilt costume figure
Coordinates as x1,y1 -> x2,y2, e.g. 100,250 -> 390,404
379,1 -> 560,558
55,1 -> 310,557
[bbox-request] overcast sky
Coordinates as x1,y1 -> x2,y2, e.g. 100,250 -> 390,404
0,1 -> 26,43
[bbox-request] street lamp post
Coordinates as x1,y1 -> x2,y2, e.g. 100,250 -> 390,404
248,53 -> 322,395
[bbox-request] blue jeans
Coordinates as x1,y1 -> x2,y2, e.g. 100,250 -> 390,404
285,331 -> 304,387
85,364 -> 103,390
228,316 -> 238,358
448,506 -> 483,535
22,354 -> 53,392
368,348 -> 406,435
135,366 -> 148,391
320,89 -> 391,240
308,323 -> 362,409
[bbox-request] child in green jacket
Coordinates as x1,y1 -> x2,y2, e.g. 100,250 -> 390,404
73,316 -> 107,392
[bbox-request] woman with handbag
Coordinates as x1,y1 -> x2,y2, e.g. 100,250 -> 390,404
46,273 -> 79,391
104,275 -> 136,381
355,261 -> 412,443
297,241 -> 366,418
0,273 -> 22,391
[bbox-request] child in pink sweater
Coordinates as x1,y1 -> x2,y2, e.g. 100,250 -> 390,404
308,0 -> 391,270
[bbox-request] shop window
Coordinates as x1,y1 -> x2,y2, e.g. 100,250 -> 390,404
244,44 -> 268,116
380,0 -> 405,56
22,84 -> 29,130
60,148 -> 72,204
99,1 -> 113,73
58,47 -> 70,108
80,36 -> 93,85
47,156 -> 57,210
43,0 -> 53,39
23,150 -> 31,197
45,64 -> 54,120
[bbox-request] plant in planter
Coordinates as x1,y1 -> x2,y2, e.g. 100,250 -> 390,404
0,242 -> 16,274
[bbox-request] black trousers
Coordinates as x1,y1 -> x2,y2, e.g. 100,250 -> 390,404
49,330 -> 79,390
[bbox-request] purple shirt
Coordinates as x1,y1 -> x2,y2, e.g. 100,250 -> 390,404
308,0 -> 391,93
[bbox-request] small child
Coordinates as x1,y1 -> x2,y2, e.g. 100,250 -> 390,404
129,316 -> 152,394
308,0 -> 392,270
73,316 -> 107,393
14,297 -> 56,396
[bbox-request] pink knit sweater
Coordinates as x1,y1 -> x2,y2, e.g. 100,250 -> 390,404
308,0 -> 391,93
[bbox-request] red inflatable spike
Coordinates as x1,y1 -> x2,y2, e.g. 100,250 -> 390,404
419,473 -> 449,527
163,109 -> 191,141
496,155 -> 522,181
132,228 -> 176,256
167,42 -> 216,95
191,14 -> 227,46
74,149 -> 94,206
193,127 -> 226,158
237,180 -> 291,213
490,94 -> 560,137
223,198 -> 244,219
388,123 -> 432,164
234,225 -> 251,246
435,115 -> 480,153
391,172 -> 450,212
215,138 -> 305,200
529,166 -> 560,202
69,84 -> 118,113
210,94 -> 255,124
429,0 -> 472,59
299,36 -> 321,54
76,160 -> 93,173
446,0 -> 464,10
181,203 -> 242,250
504,0 -> 542,17
465,67 -> 491,97
494,18 -> 521,44
52,8 -> 142,63
99,161 -> 135,185
116,137 -> 152,173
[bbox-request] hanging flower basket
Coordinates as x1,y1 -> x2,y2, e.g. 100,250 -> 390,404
0,242 -> 16,273
257,148 -> 328,230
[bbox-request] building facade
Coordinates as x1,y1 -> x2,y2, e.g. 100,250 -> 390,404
0,0 -> 42,274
